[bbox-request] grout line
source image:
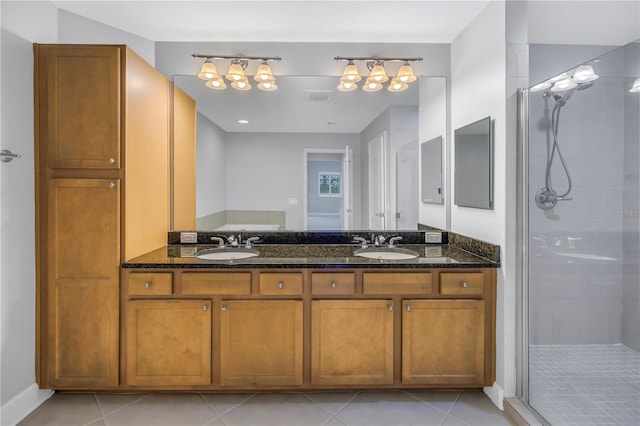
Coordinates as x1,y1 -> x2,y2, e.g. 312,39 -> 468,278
204,392 -> 257,419
94,392 -> 152,424
326,390 -> 361,419
197,393 -> 222,420
404,390 -> 462,417
440,391 -> 472,426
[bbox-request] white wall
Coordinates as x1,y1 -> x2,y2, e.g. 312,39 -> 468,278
418,77 -> 448,230
195,113 -> 227,219
450,1 -> 512,407
225,132 -> 361,230
0,2 -> 155,424
1,2 -> 58,423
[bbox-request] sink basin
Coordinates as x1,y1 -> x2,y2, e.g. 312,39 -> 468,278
354,247 -> 419,260
196,247 -> 259,261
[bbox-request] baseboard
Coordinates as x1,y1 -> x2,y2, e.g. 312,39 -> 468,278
483,382 -> 505,410
0,383 -> 53,426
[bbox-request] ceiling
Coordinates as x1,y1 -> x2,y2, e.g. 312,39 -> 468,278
50,1 -> 492,44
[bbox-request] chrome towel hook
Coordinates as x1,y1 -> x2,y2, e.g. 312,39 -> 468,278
1,149 -> 21,163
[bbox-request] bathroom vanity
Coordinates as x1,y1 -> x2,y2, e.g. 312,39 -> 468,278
115,234 -> 499,392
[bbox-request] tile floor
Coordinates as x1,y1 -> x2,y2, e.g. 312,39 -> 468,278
529,344 -> 640,426
18,390 -> 517,426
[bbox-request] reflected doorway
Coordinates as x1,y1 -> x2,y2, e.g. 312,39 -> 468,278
396,140 -> 419,230
304,148 -> 353,230
368,133 -> 386,230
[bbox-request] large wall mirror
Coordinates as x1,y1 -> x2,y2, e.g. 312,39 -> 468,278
454,116 -> 493,209
173,74 -> 445,231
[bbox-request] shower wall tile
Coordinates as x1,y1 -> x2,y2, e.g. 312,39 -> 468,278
551,314 -> 621,345
622,314 -> 640,351
530,313 -> 553,345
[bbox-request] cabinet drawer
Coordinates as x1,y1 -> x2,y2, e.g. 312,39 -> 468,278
260,272 -> 303,295
311,272 -> 355,295
128,273 -> 173,296
182,272 -> 251,295
362,272 -> 432,295
440,272 -> 484,296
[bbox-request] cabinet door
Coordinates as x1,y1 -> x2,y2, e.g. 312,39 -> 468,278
126,299 -> 211,386
38,45 -> 121,169
47,179 -> 120,387
402,299 -> 485,385
219,300 -> 303,386
311,300 -> 394,385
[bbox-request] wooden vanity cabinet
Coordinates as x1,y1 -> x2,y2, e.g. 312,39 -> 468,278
126,299 -> 212,386
219,300 -> 303,386
35,44 -> 196,389
311,300 -> 394,385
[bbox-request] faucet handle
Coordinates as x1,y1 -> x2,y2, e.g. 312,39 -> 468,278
245,236 -> 261,248
388,236 -> 403,248
210,236 -> 226,247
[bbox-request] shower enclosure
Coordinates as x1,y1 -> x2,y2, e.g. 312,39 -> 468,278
519,41 -> 640,425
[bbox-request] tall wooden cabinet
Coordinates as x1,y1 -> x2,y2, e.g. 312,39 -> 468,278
34,44 -> 186,388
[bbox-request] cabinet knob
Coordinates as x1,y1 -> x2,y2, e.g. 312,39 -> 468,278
203,304 -> 208,312
278,282 -> 284,289
331,282 -> 337,288
109,158 -> 116,165
388,304 -> 394,312
460,281 -> 468,288
406,305 -> 411,312
109,182 -> 116,189
221,305 -> 228,311
144,281 -> 152,289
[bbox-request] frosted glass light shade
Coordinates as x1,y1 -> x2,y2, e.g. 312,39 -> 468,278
341,61 -> 362,82
254,62 -> 274,82
257,80 -> 277,91
396,63 -> 416,83
369,63 -> 389,83
530,81 -> 552,92
363,79 -> 383,92
226,61 -> 246,81
630,78 -> 640,93
197,60 -> 219,81
205,78 -> 227,90
551,75 -> 577,92
231,78 -> 251,91
387,79 -> 408,92
337,81 -> 357,91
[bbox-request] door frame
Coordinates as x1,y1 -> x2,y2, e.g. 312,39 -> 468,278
367,132 -> 387,230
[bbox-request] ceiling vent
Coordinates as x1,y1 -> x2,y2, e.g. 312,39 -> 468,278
304,90 -> 333,102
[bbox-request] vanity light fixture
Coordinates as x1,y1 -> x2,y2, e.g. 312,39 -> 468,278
532,64 -> 600,94
334,56 -> 422,92
630,77 -> 640,93
192,53 -> 282,92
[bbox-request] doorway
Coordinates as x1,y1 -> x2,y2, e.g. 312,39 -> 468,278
368,132 -> 386,230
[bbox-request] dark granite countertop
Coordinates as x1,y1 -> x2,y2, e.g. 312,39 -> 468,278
122,243 -> 500,269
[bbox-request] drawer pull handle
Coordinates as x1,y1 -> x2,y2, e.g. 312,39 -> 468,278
388,304 -> 394,312
406,305 -> 411,312
144,281 -> 152,289
203,305 -> 208,312
331,282 -> 337,288
109,182 -> 116,189
278,282 -> 284,289
460,281 -> 468,288
221,305 -> 228,311
109,158 -> 116,165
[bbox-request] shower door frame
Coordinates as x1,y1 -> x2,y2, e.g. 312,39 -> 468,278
516,88 -> 530,405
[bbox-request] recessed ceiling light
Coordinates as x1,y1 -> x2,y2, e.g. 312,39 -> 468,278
238,119 -> 249,124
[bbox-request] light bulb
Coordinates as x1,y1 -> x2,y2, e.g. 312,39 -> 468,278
197,60 -> 219,81
369,62 -> 388,83
387,79 -> 408,92
629,77 -> 640,93
363,79 -> 383,92
254,61 -> 274,82
205,78 -> 227,90
529,81 -> 552,92
226,60 -> 246,82
337,81 -> 357,92
396,63 -> 416,83
257,80 -> 277,91
231,79 -> 251,91
572,64 -> 599,82
341,61 -> 361,82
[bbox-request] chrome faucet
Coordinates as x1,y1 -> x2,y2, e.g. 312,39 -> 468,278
388,236 -> 403,248
245,236 -> 261,248
372,235 -> 387,247
210,236 -> 226,247
226,234 -> 240,247
352,236 -> 368,248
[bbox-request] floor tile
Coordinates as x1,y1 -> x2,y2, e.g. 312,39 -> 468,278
18,393 -> 101,426
441,416 -> 468,426
103,393 -> 217,426
200,393 -> 256,417
324,417 -> 347,426
335,391 -> 446,426
220,393 -> 332,426
448,392 -> 515,426
304,391 -> 358,415
407,391 -> 461,414
94,393 -> 149,416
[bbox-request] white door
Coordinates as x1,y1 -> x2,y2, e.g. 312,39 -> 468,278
342,146 -> 353,230
396,141 -> 419,229
368,133 -> 386,230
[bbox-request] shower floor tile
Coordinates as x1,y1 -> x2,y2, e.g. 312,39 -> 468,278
529,344 -> 640,425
